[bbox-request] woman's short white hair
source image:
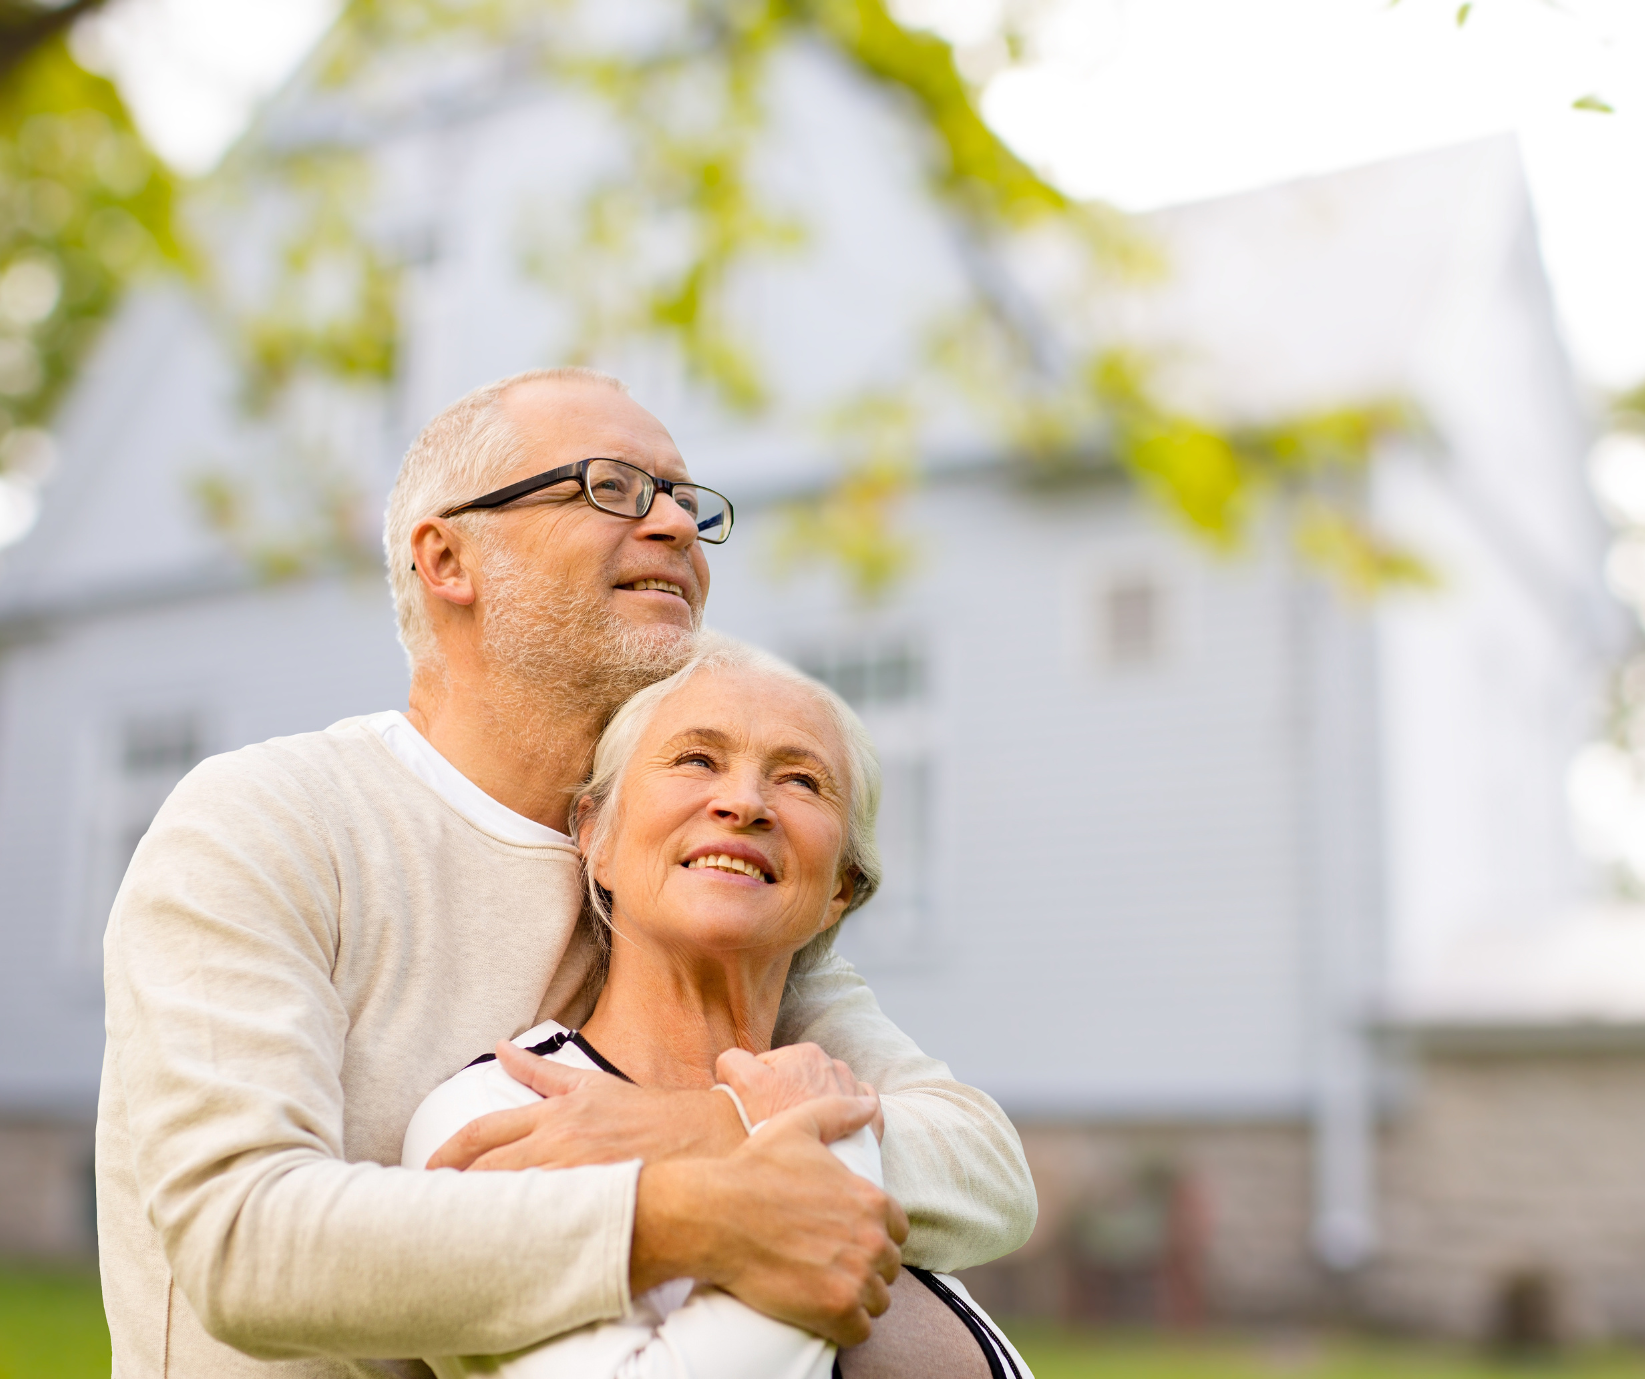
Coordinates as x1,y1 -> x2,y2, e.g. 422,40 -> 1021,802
569,632 -> 883,972
383,366 -> 629,669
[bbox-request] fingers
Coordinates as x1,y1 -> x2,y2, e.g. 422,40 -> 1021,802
756,1043 -> 853,1094
831,1307 -> 874,1350
885,1194 -> 910,1248
863,1267 -> 894,1319
771,1092 -> 878,1146
857,1082 -> 886,1143
715,1046 -> 764,1088
425,1102 -> 545,1170
495,1039 -> 606,1096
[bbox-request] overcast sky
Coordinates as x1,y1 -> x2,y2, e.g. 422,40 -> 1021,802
76,0 -> 1645,392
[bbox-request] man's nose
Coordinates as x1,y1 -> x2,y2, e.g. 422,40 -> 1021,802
635,489 -> 701,546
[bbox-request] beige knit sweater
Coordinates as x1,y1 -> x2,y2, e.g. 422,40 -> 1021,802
97,718 -> 1035,1379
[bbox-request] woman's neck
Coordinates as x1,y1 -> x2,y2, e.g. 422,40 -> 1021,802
579,936 -> 792,1090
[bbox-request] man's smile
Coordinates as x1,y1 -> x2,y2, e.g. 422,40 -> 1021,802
620,579 -> 686,597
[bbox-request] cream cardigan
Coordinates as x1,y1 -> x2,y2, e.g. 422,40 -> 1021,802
97,717 -> 1035,1378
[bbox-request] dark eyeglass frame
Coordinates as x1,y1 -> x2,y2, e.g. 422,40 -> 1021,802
438,457 -> 734,543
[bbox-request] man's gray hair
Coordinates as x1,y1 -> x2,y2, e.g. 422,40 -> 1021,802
383,366 -> 629,668
570,632 -> 883,971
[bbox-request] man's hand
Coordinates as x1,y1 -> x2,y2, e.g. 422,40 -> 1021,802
718,1043 -> 886,1141
425,1041 -> 745,1171
633,1094 -> 909,1347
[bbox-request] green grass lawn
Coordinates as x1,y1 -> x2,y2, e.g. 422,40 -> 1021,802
1003,1325 -> 1645,1379
5,1265 -> 1645,1379
0,1264 -> 109,1379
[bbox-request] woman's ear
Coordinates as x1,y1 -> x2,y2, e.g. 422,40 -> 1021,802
575,800 -> 611,888
820,869 -> 857,932
574,797 -> 597,853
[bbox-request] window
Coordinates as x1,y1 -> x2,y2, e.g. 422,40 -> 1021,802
796,641 -> 923,708
74,711 -> 206,965
843,755 -> 931,967
796,638 -> 933,968
1096,571 -> 1170,670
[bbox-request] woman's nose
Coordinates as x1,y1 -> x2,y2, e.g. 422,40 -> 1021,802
709,770 -> 772,827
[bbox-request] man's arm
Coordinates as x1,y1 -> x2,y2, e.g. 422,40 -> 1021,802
436,957 -> 1038,1276
431,1042 -> 904,1344
103,752 -> 642,1359
104,752 -> 902,1358
775,953 -> 1038,1273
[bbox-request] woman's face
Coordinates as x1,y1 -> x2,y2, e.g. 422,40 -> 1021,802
584,667 -> 856,962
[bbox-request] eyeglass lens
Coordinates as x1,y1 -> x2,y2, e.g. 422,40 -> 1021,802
584,459 -> 731,544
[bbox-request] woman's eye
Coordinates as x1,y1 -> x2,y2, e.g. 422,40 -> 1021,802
676,753 -> 716,769
784,773 -> 820,793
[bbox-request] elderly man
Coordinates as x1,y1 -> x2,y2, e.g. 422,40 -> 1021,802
96,368 -> 1035,1378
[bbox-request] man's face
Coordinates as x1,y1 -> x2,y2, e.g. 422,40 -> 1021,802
475,380 -> 711,636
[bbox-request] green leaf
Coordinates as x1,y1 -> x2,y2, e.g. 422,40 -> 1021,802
1573,93 -> 1615,113
1456,2 -> 1471,24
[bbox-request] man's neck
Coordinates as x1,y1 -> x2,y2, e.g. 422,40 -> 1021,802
405,667 -> 607,833
580,938 -> 791,1091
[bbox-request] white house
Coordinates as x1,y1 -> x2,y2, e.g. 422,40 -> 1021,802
0,13 -> 1616,1336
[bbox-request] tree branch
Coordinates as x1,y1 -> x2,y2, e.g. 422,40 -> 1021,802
0,0 -> 109,81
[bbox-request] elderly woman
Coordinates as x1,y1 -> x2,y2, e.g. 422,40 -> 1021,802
402,635 -> 1030,1379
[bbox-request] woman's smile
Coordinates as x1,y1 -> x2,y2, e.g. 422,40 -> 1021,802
682,843 -> 776,883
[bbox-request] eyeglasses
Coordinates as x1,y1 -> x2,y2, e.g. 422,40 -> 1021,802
439,458 -> 734,543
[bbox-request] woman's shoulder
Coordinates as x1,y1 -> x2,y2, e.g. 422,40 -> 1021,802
401,1021 -> 599,1169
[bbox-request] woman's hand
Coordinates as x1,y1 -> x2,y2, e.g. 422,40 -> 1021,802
717,1044 -> 886,1141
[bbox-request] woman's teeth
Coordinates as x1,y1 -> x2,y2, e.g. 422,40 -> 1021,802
687,854 -> 769,881
627,579 -> 684,596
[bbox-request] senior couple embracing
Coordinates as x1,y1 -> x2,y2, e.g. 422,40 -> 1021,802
96,368 -> 1037,1379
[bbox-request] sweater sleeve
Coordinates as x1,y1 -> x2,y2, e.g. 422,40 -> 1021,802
420,1122 -> 886,1379
103,752 -> 638,1361
775,953 -> 1038,1272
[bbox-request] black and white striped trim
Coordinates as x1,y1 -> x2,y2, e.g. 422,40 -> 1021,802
463,1030 -> 636,1084
829,1269 -> 1022,1379
465,1029 -> 575,1069
906,1268 -> 1023,1379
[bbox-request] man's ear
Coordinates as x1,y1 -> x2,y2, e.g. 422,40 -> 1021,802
821,869 -> 857,932
409,518 -> 478,609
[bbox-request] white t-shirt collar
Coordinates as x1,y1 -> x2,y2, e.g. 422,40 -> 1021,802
360,710 -> 572,846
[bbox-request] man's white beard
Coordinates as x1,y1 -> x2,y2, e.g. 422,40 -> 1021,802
476,546 -> 698,717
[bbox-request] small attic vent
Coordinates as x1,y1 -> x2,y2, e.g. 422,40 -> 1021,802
1102,574 -> 1164,667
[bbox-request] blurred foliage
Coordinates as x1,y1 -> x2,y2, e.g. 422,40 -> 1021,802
232,153 -> 400,411
1095,352 -> 1431,594
189,436 -> 384,583
0,0 -> 1417,600
0,19 -> 178,478
1613,379 -> 1645,426
1400,0 -> 1616,113
770,392 -> 920,598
